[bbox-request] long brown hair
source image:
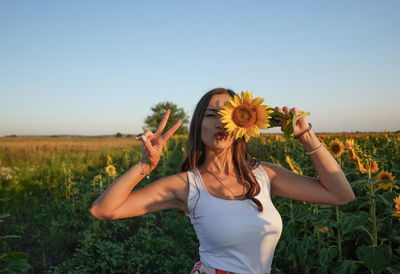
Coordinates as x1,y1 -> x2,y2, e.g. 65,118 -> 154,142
181,88 -> 263,213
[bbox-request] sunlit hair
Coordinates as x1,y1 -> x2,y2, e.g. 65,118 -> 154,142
181,88 -> 263,216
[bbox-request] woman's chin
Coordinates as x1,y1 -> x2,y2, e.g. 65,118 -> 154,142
209,139 -> 232,149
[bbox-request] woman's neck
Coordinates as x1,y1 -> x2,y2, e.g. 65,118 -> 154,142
201,146 -> 235,174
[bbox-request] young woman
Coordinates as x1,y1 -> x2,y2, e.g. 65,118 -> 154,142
90,88 -> 355,274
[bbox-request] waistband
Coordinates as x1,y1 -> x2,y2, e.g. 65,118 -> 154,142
190,261 -> 269,274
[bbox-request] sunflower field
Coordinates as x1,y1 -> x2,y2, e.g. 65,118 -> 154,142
1,132 -> 399,273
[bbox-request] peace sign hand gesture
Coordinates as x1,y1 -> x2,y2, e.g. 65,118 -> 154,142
135,109 -> 182,172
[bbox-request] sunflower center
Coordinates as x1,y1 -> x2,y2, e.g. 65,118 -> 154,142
380,174 -> 390,181
232,106 -> 257,128
331,143 -> 341,154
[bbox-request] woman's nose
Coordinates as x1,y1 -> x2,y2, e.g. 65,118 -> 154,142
216,116 -> 223,128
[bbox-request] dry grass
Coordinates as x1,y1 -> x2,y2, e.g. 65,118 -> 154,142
0,136 -> 140,152
0,137 -> 141,166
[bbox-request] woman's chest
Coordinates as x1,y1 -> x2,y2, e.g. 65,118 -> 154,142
202,175 -> 250,200
193,198 -> 283,248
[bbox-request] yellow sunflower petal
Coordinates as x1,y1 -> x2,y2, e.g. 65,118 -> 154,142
248,126 -> 260,137
218,90 -> 274,142
252,97 -> 264,106
235,128 -> 244,139
247,91 -> 253,102
232,94 -> 241,107
241,91 -> 250,104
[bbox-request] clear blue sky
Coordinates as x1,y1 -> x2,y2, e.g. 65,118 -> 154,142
1,1 -> 399,135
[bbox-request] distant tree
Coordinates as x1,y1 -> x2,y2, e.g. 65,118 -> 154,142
115,132 -> 123,138
143,102 -> 189,135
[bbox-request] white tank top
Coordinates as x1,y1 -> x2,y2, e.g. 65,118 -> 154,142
185,165 -> 283,274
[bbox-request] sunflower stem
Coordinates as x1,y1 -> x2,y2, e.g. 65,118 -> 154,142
368,169 -> 378,246
336,157 -> 343,262
336,205 -> 343,262
288,199 -> 297,270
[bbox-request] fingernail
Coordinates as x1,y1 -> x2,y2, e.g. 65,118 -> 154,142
142,135 -> 147,142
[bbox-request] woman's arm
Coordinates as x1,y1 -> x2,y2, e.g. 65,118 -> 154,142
268,106 -> 355,205
90,110 -> 184,220
90,169 -> 188,220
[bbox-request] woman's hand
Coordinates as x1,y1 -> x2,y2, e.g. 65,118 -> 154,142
135,109 -> 181,171
274,106 -> 310,137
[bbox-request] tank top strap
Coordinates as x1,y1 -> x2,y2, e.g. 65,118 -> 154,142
185,169 -> 205,217
252,165 -> 272,197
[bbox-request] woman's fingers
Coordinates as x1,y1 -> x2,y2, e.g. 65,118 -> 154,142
141,135 -> 155,154
282,106 -> 290,116
162,121 -> 182,142
275,107 -> 288,131
274,107 -> 285,118
154,109 -> 171,136
277,106 -> 301,117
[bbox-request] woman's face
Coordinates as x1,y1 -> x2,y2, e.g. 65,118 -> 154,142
201,93 -> 235,150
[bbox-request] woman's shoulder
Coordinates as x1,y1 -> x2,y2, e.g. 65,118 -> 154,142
159,172 -> 190,210
257,161 -> 280,180
161,171 -> 189,194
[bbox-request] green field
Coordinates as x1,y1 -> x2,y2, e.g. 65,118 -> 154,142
1,133 -> 399,273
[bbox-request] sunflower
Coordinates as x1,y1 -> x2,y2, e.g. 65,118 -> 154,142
355,155 -> 367,174
375,170 -> 398,191
107,155 -> 113,165
219,91 -> 273,142
328,138 -> 345,158
393,195 -> 400,220
317,227 -> 329,233
376,170 -> 395,182
370,161 -> 379,173
285,155 -> 301,174
275,135 -> 283,142
345,138 -> 367,174
105,164 -> 117,177
346,138 -> 356,157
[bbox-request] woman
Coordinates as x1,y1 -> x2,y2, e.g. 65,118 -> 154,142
90,88 -> 355,274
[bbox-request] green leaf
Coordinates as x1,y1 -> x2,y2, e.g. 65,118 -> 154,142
356,245 -> 392,272
269,109 -> 310,138
376,194 -> 390,205
0,252 -> 29,263
382,191 -> 398,201
299,235 -> 315,251
0,235 -> 21,241
332,260 -> 359,274
268,118 -> 281,128
391,168 -> 400,174
270,109 -> 288,120
0,213 -> 10,219
350,179 -> 371,185
3,258 -> 31,273
385,263 -> 400,273
341,213 -> 369,234
375,179 -> 396,185
319,247 -> 338,265
283,122 -> 295,138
